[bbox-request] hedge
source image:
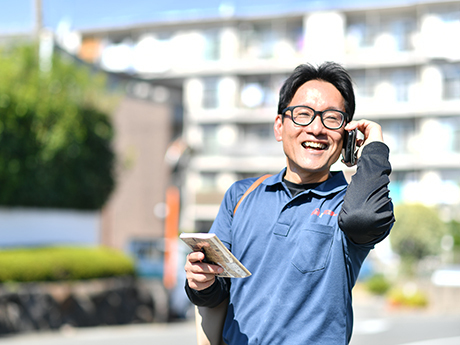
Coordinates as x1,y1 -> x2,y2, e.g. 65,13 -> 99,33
0,247 -> 135,282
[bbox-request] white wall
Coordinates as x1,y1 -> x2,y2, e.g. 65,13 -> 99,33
0,208 -> 100,247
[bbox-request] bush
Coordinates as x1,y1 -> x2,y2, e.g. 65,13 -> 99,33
0,247 -> 135,282
365,273 -> 392,295
387,286 -> 428,308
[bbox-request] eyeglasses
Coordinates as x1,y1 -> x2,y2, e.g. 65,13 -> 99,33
282,105 -> 347,130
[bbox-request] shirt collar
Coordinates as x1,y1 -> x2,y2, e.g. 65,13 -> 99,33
264,168 -> 348,196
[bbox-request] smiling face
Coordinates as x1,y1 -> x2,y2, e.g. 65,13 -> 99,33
274,80 -> 345,184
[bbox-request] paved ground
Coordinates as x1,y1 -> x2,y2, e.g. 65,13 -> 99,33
350,287 -> 460,345
0,290 -> 459,345
0,312 -> 459,345
0,321 -> 197,345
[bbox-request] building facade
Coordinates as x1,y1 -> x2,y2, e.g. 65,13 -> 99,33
74,0 -> 460,233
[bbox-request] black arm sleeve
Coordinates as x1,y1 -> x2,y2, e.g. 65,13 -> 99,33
338,142 -> 395,244
185,276 -> 231,308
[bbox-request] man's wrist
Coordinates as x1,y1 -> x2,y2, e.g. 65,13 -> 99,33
188,277 -> 219,295
361,141 -> 389,156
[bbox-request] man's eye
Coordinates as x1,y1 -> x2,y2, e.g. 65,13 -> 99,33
294,109 -> 313,117
324,112 -> 341,121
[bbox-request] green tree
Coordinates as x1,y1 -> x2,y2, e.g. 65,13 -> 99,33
447,219 -> 460,262
390,203 -> 447,275
0,44 -> 118,209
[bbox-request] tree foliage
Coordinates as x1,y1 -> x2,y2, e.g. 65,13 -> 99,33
447,219 -> 460,247
447,219 -> 460,262
0,44 -> 118,209
390,203 -> 447,262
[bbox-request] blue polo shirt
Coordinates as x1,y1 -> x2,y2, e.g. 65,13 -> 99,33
212,170 -> 376,345
187,143 -> 394,345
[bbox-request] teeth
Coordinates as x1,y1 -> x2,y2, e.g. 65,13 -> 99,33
302,141 -> 327,149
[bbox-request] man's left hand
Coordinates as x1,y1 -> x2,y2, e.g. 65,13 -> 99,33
344,119 -> 384,163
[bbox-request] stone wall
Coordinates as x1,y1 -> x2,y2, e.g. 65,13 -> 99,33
0,277 -> 169,335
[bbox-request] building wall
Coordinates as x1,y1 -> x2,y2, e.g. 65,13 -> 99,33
0,208 -> 99,247
75,1 -> 460,232
101,97 -> 172,250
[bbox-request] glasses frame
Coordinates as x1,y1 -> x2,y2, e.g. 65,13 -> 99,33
282,105 -> 347,130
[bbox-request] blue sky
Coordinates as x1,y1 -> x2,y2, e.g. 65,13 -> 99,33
0,0 -> 412,34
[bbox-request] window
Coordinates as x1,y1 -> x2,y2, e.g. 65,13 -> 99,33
381,16 -> 416,51
350,69 -> 378,99
239,75 -> 279,108
352,67 -> 415,102
443,64 -> 460,100
347,12 -> 415,52
347,15 -> 378,49
203,29 -> 220,61
391,68 -> 416,102
200,172 -> 217,190
201,124 -> 219,154
379,118 -> 416,154
438,9 -> 460,25
441,116 -> 460,153
241,123 -> 273,141
202,77 -> 219,109
239,19 -> 303,59
129,240 -> 164,278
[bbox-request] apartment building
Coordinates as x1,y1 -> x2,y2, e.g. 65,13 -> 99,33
74,0 -> 460,233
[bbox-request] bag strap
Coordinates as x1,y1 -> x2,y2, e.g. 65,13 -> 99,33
233,174 -> 272,215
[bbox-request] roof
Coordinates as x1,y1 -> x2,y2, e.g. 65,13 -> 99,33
0,0 -> 446,35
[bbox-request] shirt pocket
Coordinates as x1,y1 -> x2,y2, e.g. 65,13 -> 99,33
291,224 -> 334,274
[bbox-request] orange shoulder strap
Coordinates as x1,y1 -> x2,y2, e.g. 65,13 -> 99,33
233,174 -> 272,215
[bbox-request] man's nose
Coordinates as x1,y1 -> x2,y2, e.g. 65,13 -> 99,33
307,114 -> 326,134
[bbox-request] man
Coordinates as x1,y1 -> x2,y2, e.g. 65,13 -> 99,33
185,62 -> 395,344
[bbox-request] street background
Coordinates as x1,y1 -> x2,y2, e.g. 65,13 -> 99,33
0,291 -> 459,345
0,292 -> 460,345
0,0 -> 460,344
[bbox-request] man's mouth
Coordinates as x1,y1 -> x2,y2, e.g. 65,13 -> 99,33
301,141 -> 327,150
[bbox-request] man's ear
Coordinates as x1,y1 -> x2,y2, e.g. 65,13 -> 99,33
274,114 -> 283,142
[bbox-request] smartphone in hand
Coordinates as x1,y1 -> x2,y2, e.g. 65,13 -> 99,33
342,129 -> 357,165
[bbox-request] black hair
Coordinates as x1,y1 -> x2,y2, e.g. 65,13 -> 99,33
277,62 -> 355,122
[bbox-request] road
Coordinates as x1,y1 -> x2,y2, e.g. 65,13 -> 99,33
0,296 -> 459,345
0,322 -> 197,345
351,303 -> 460,345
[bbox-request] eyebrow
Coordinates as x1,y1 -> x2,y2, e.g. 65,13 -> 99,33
292,105 -> 345,112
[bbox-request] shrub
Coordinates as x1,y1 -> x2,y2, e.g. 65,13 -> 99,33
0,247 -> 135,282
387,286 -> 428,308
365,273 -> 392,295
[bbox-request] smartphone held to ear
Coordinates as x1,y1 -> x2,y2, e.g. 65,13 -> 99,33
342,129 -> 357,165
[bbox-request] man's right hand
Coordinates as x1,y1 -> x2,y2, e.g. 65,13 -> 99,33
185,251 -> 224,291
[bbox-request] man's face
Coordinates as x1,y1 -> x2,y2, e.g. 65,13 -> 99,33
274,80 -> 345,184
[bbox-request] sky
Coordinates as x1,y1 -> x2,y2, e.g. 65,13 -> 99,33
0,0 -> 414,34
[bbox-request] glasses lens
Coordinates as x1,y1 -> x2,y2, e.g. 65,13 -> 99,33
286,106 -> 345,129
322,111 -> 344,129
291,106 -> 314,125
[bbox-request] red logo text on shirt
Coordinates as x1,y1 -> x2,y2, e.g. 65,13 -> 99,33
311,208 -> 337,217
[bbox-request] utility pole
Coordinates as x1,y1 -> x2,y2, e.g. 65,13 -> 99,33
35,0 -> 53,72
34,0 -> 42,39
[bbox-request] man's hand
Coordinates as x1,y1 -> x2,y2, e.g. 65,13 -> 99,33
185,251 -> 224,291
344,119 -> 384,162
